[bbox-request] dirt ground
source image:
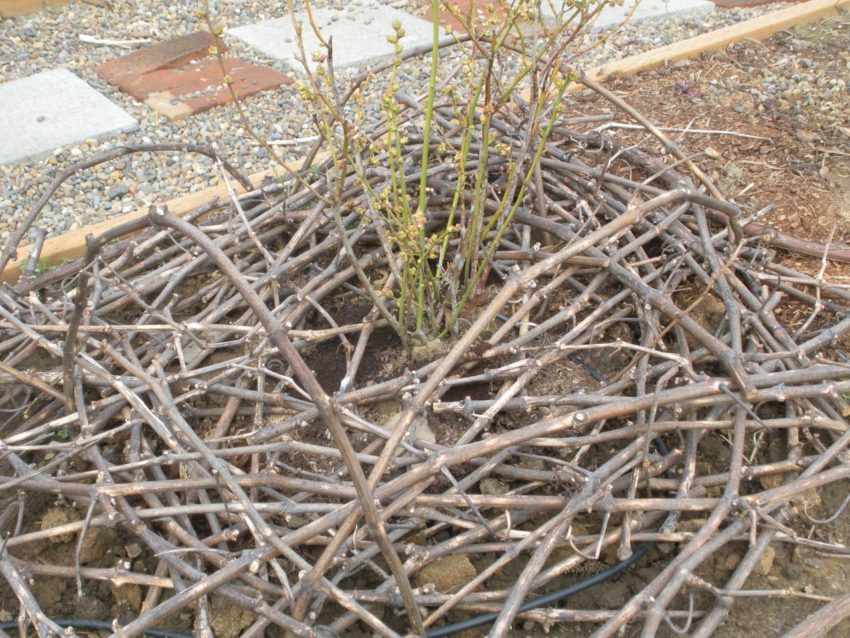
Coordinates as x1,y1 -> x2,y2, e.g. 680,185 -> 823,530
577,13 -> 850,276
552,12 -> 850,638
2,12 -> 849,638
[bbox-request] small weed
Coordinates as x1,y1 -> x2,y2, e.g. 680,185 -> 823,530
674,80 -> 693,98
29,256 -> 69,273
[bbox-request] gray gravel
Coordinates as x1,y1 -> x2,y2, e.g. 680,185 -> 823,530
0,1 -> 798,243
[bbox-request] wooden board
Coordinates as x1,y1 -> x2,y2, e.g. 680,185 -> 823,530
566,0 -> 850,92
1,164 -> 281,284
0,0 -> 69,18
3,0 -> 847,284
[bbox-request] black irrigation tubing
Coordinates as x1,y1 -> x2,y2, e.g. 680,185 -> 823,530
427,543 -> 655,638
427,439 -> 670,638
0,619 -> 191,638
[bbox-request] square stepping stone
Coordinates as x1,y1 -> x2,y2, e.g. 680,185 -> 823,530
414,0 -> 514,34
0,68 -> 138,166
95,31 -> 225,99
141,58 -> 293,120
713,0 -> 795,6
95,31 -> 291,121
415,0 -> 550,38
542,0 -> 714,30
228,3 -> 445,72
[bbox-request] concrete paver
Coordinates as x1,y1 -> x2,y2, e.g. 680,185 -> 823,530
0,68 -> 138,165
229,2 -> 444,72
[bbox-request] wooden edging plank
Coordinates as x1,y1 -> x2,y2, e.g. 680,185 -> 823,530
1,164 -> 284,284
570,0 -> 850,92
3,0 -> 847,284
0,0 -> 69,18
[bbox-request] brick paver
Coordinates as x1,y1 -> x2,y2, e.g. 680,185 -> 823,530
95,31 -> 291,120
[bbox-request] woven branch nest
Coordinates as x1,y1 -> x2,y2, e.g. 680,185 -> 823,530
1,95 -> 849,638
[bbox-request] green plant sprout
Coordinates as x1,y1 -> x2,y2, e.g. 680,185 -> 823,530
205,0 -> 623,345
290,0 -> 624,344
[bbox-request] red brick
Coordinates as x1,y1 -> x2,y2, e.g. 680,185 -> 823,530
94,32 -> 291,121
415,0 -> 514,34
95,32 -> 225,94
714,0 -> 804,6
143,58 -> 292,121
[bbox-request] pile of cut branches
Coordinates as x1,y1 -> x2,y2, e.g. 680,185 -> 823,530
1,71 -> 850,638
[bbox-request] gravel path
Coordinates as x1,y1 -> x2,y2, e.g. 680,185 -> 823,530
0,1 -> 798,242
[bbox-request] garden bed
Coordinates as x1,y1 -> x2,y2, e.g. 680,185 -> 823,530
1,7 -> 849,638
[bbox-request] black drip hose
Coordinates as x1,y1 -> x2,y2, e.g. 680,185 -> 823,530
426,438 -> 670,638
426,543 -> 653,638
0,619 -> 191,638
